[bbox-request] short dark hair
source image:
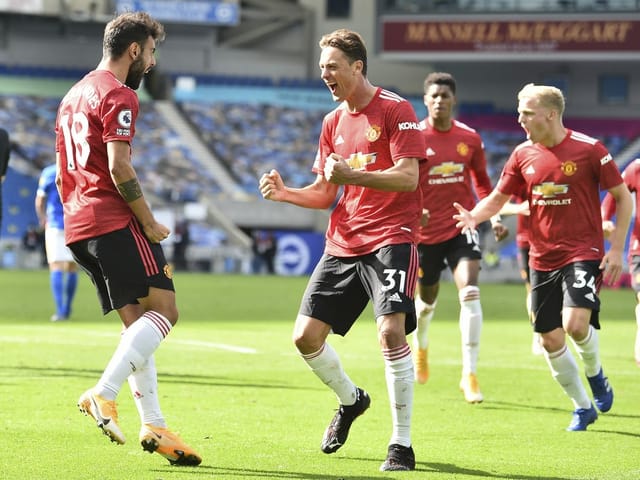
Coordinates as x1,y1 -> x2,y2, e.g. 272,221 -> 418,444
319,29 -> 368,77
424,72 -> 456,95
103,11 -> 165,59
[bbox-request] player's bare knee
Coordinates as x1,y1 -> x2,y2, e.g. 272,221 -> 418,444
458,285 -> 480,303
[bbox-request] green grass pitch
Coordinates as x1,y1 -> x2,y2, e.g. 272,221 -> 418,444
0,269 -> 639,479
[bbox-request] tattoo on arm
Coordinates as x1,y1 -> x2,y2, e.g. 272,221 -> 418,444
117,178 -> 143,202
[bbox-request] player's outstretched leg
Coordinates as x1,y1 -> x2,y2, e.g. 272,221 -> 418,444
321,387 -> 370,454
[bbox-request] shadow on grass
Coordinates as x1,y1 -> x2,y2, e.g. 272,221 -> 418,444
150,460 -> 576,479
480,400 -> 567,415
0,365 -> 316,391
478,400 -> 640,438
153,465 -> 381,479
417,461 -> 574,480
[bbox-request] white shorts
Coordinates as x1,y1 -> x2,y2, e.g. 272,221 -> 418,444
45,228 -> 75,263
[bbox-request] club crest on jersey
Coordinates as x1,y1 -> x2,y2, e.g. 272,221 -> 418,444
456,142 -> 469,157
163,263 -> 173,279
365,125 -> 381,142
561,160 -> 577,176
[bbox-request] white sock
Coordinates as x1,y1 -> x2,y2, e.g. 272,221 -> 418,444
413,296 -> 435,350
300,343 -> 357,406
127,355 -> 166,427
570,325 -> 601,378
544,345 -> 591,409
383,343 -> 413,448
459,286 -> 482,375
95,312 -> 172,400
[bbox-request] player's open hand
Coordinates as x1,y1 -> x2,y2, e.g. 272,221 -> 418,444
600,248 -> 623,285
453,202 -> 476,233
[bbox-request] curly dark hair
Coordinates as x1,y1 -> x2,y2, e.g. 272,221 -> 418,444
103,11 -> 165,59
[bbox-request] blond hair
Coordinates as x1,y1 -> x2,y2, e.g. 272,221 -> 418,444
517,83 -> 565,116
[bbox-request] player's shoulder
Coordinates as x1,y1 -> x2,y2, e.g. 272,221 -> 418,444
452,120 -> 483,144
512,139 -> 535,155
378,88 -> 408,105
452,119 -> 478,135
623,158 -> 640,175
40,164 -> 57,181
567,129 -> 600,146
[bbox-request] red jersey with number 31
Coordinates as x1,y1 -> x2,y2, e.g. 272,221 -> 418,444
497,129 -> 623,271
313,87 -> 425,257
55,69 -> 138,244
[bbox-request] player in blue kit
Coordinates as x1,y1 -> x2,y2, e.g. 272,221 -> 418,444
36,164 -> 78,321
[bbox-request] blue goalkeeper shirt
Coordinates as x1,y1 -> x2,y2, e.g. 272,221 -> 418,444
37,164 -> 64,230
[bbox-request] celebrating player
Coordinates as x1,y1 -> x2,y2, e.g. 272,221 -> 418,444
454,83 -> 632,431
259,29 -> 424,471
413,72 -> 507,403
55,12 -> 201,465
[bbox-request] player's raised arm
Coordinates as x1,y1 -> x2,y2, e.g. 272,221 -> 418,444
259,168 -> 339,210
453,190 -> 510,232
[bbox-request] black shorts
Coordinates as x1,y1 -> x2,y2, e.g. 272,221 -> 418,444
518,246 -> 530,283
418,232 -> 482,286
530,260 -> 601,334
299,243 -> 419,336
69,219 -> 174,314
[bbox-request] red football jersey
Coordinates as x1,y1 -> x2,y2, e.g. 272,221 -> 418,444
313,87 -> 425,257
511,185 -> 530,249
55,70 -> 139,244
497,129 -> 623,271
602,158 -> 640,258
417,119 -> 492,245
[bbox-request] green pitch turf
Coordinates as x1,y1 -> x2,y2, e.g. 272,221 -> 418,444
1,269 -> 639,480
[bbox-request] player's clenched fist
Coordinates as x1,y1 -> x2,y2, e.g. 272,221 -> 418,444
259,169 -> 285,201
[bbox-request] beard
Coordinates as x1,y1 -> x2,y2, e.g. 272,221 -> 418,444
125,57 -> 146,90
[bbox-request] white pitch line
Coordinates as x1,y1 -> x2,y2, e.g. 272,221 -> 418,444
166,339 -> 257,354
0,333 -> 257,355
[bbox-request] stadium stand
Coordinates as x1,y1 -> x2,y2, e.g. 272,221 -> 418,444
2,68 -> 640,272
179,100 -> 323,192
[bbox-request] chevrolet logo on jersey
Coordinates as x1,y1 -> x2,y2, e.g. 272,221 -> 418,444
532,182 -> 572,206
533,182 -> 569,198
430,162 -> 464,177
347,152 -> 377,170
